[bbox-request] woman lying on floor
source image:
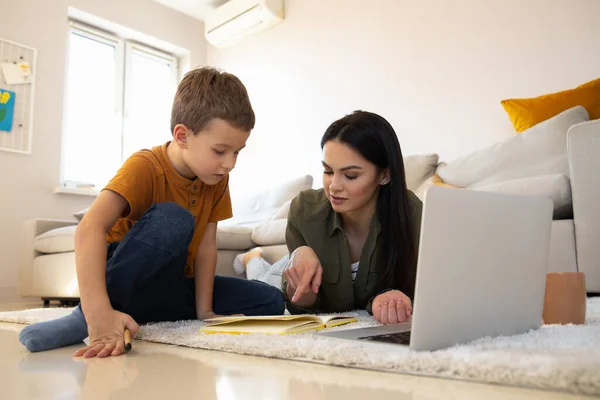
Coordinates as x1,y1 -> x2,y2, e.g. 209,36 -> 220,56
234,110 -> 423,325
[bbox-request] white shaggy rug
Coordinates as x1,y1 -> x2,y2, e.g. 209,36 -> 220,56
2,299 -> 600,396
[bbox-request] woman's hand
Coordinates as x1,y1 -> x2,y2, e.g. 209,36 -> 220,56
284,246 -> 323,306
372,290 -> 412,324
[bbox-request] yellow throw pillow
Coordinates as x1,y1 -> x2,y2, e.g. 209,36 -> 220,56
579,78 -> 600,89
501,78 -> 600,133
431,174 -> 459,189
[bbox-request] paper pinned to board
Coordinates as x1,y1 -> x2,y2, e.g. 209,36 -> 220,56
0,62 -> 32,85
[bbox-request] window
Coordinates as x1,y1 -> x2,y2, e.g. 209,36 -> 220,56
62,22 -> 178,190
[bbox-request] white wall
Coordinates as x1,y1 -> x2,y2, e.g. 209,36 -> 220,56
1,0 -> 598,297
208,0 -> 600,195
0,0 -> 205,297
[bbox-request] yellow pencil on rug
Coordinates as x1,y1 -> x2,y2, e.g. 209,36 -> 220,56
124,328 -> 132,352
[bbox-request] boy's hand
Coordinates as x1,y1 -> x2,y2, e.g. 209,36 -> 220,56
372,290 -> 412,325
199,310 -> 222,321
74,309 -> 139,358
199,311 -> 244,321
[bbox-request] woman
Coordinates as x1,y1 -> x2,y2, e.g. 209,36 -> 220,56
236,110 -> 422,325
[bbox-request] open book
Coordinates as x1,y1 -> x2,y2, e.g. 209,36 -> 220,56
199,314 -> 357,335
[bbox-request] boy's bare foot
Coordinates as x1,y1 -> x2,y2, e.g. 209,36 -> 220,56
233,247 -> 264,275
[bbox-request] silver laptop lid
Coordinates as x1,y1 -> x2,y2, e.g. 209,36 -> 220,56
409,186 -> 553,351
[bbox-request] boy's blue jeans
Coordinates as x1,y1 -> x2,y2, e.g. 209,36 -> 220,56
103,202 -> 285,323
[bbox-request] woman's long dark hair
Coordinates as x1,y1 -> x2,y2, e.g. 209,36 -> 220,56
321,111 -> 416,298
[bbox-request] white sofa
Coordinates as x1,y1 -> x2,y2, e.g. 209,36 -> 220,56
18,118 -> 600,303
18,175 -> 314,305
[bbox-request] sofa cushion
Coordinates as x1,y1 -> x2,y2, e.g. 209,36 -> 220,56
548,220 -> 577,273
216,225 -> 254,250
251,219 -> 287,246
403,154 -> 439,192
36,224 -> 256,253
34,226 -> 76,253
32,252 -> 80,297
437,106 -> 589,188
474,174 -> 572,219
415,174 -> 572,219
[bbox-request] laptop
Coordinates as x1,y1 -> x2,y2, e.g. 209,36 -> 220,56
318,186 -> 553,351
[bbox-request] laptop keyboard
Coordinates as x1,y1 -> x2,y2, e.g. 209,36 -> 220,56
358,330 -> 411,345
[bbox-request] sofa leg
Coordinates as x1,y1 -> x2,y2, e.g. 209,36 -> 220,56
59,299 -> 79,307
40,297 -> 79,308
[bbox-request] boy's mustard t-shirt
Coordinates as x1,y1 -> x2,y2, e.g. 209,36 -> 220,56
104,141 -> 233,277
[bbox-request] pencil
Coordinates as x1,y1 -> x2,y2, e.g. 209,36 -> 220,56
124,328 -> 132,352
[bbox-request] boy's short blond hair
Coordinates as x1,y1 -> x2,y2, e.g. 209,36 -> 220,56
170,66 -> 255,134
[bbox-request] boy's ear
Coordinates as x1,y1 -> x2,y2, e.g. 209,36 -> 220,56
173,124 -> 190,147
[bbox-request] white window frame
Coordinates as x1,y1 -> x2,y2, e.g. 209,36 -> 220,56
60,20 -> 179,191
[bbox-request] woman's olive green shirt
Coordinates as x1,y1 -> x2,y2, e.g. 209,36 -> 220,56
283,188 -> 423,314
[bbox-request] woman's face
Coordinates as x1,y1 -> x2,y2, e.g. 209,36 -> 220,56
322,140 -> 386,215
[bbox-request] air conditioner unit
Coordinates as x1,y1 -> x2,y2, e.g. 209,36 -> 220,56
205,0 -> 284,48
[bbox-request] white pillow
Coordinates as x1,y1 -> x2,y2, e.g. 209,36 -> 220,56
251,219 -> 287,246
437,106 -> 589,188
226,175 -> 313,226
34,226 -> 77,253
266,175 -> 313,208
216,225 -> 254,250
403,154 -> 439,192
474,174 -> 572,219
271,199 -> 291,220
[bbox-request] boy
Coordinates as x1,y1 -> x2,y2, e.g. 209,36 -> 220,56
20,67 -> 285,357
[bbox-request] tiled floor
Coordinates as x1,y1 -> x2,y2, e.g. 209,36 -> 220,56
0,303 -> 590,400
